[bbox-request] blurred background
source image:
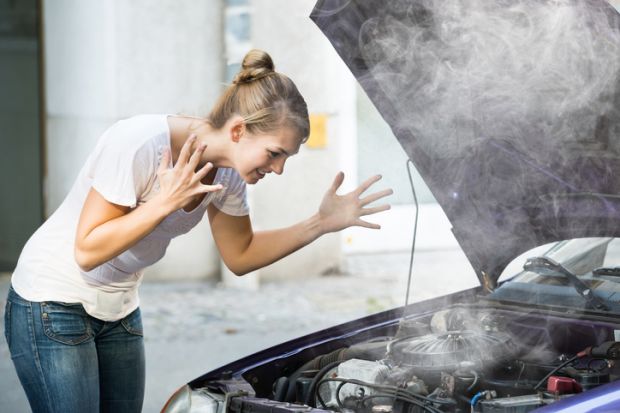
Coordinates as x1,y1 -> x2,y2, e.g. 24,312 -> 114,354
1,0 -> 619,411
0,0 -> 468,283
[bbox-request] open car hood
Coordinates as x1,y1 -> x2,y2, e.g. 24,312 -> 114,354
311,0 -> 620,284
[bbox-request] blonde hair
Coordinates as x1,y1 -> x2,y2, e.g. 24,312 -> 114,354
207,49 -> 310,143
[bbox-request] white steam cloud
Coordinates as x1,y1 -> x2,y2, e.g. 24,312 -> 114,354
356,0 -> 620,159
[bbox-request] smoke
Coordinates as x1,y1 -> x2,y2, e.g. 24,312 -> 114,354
423,307 -> 604,363
354,0 -> 620,158
312,0 -> 620,278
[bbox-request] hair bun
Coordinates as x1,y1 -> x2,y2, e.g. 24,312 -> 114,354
233,49 -> 275,84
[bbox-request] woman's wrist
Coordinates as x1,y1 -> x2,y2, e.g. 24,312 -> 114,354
148,193 -> 179,218
310,212 -> 331,238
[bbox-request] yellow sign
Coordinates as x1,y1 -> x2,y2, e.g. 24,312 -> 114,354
307,114 -> 328,149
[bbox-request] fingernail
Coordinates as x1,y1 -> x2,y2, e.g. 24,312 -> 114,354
190,134 -> 197,140
199,143 -> 207,150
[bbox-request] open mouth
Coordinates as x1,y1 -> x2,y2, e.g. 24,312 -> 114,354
256,169 -> 268,179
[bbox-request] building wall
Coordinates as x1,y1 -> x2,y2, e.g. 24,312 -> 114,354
41,0 -> 395,283
43,0 -> 225,281
0,0 -> 43,271
349,80 -> 459,254
248,0 -> 358,280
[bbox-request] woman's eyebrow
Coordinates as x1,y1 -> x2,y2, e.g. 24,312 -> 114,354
277,147 -> 299,156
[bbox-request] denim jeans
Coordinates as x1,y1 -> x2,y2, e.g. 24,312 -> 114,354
4,285 -> 145,413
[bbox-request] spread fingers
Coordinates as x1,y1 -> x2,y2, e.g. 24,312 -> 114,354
354,174 -> 382,196
176,134 -> 197,168
360,204 -> 391,216
187,142 -> 207,172
360,189 -> 393,206
197,183 -> 224,194
192,161 -> 214,183
355,219 -> 381,230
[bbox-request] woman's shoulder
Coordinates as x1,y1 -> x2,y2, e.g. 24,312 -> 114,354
96,114 -> 169,156
106,114 -> 168,140
90,114 -> 169,170
87,115 -> 170,205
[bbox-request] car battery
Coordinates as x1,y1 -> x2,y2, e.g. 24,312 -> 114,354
570,369 -> 610,391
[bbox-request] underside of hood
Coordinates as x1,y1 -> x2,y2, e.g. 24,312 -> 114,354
311,0 -> 620,284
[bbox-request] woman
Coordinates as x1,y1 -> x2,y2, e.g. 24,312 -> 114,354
4,49 -> 391,412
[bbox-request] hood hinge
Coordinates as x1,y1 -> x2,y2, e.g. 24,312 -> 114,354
481,271 -> 497,294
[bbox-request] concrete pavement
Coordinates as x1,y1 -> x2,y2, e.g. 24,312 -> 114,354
0,249 -> 478,412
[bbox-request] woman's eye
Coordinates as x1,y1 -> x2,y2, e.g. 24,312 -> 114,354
268,151 -> 279,158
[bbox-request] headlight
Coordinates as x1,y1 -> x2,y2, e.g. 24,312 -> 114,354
160,384 -> 225,413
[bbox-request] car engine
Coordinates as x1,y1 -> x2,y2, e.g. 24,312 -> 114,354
268,308 -> 620,413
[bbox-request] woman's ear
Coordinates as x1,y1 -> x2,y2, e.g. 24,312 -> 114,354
229,116 -> 246,143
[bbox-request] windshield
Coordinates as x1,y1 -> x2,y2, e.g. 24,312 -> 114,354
489,238 -> 620,314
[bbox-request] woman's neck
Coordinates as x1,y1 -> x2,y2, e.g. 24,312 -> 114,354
167,115 -> 233,169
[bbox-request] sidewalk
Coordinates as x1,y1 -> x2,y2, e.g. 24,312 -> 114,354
0,249 -> 477,413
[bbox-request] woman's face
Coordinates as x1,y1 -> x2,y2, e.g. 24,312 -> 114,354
233,126 -> 301,184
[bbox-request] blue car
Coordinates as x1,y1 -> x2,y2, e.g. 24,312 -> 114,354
161,0 -> 620,412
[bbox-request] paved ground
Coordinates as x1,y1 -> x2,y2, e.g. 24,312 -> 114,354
0,250 -> 478,412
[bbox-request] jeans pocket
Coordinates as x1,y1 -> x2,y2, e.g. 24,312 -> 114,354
41,301 -> 93,345
3,300 -> 11,350
120,308 -> 144,336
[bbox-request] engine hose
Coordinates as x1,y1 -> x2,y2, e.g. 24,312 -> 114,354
318,348 -> 349,367
467,370 -> 479,392
360,393 -> 443,413
273,376 -> 289,402
317,377 -> 455,409
284,348 -> 348,402
533,355 -> 580,391
284,339 -> 392,403
283,360 -> 315,402
304,360 -> 344,407
470,391 -> 484,407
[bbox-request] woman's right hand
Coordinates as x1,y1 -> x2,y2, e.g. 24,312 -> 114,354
155,134 -> 223,213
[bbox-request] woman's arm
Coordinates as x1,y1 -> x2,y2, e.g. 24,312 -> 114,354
207,172 -> 392,276
74,136 -> 222,272
74,189 -> 171,272
206,205 -> 323,276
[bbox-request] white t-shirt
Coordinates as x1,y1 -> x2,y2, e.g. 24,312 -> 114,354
11,114 -> 249,321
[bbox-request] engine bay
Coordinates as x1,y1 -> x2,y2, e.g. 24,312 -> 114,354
243,306 -> 620,413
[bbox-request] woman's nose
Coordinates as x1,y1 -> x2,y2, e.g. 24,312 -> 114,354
271,158 -> 285,175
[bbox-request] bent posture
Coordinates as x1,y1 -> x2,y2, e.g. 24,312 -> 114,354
4,49 -> 391,413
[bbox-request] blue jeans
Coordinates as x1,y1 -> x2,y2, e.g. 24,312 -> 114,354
4,285 -> 145,413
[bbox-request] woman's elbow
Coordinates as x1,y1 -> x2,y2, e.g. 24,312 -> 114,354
74,248 -> 96,273
230,267 -> 250,277
225,261 -> 251,277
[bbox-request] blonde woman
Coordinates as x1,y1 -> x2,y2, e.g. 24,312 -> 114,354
4,49 -> 392,413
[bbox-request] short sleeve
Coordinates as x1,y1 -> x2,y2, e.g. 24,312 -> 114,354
89,121 -> 153,208
211,169 -> 250,216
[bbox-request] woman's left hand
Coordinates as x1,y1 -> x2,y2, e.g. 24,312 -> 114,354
317,172 -> 393,234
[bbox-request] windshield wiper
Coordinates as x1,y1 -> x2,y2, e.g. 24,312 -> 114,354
524,257 -> 610,311
593,267 -> 620,278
